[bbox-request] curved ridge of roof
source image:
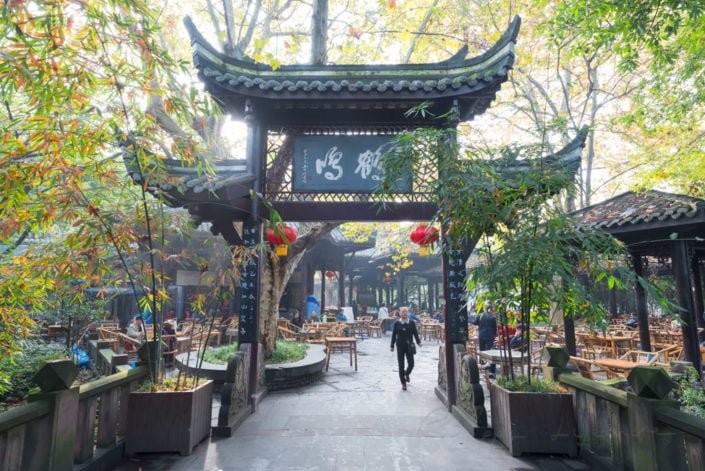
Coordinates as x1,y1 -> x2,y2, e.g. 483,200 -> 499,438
182,16 -> 520,98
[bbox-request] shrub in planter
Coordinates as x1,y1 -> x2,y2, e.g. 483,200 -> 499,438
125,377 -> 214,456
490,376 -> 577,457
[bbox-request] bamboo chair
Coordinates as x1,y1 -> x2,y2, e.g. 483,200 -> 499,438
569,356 -> 598,380
277,326 -> 301,342
367,319 -> 384,337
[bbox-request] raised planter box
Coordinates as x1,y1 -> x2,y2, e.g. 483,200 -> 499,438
175,353 -> 227,387
265,344 -> 326,391
489,382 -> 577,457
125,380 -> 213,456
176,344 -> 326,392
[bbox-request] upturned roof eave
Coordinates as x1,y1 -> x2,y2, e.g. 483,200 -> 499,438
183,16 -> 520,104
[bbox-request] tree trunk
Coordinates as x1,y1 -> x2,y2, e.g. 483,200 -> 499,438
259,222 -> 340,356
584,66 -> 599,206
311,0 -> 328,64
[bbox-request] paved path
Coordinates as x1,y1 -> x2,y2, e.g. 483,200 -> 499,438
118,336 -> 589,471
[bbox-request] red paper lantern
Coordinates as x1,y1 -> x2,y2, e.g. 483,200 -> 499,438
384,276 -> 393,284
266,224 -> 297,256
409,224 -> 439,256
325,271 -> 335,280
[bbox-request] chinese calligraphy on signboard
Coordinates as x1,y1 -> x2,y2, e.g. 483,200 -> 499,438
292,135 -> 412,192
445,248 -> 469,343
238,218 -> 259,343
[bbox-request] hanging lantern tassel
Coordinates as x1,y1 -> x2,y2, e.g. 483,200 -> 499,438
266,225 -> 298,257
410,224 -> 439,257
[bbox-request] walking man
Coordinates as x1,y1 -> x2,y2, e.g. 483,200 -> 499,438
391,306 -> 421,390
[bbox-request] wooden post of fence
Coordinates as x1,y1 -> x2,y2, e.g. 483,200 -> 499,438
626,366 -> 678,471
29,360 -> 80,471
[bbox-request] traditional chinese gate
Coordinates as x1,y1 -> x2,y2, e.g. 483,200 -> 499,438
152,15 -> 527,409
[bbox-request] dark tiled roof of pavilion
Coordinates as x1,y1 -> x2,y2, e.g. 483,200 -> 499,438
183,16 -> 521,122
572,190 -> 705,230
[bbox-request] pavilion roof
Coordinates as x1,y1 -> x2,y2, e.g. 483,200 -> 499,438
573,190 -> 705,229
183,16 -> 521,125
571,190 -> 705,254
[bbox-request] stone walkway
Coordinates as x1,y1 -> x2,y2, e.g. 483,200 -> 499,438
117,336 -> 590,471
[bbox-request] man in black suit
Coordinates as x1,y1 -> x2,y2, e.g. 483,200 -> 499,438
391,306 -> 421,390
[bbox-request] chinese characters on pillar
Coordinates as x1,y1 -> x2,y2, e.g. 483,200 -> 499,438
445,248 -> 469,343
238,218 -> 260,343
293,135 -> 411,192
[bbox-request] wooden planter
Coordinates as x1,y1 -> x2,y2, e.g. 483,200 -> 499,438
489,382 -> 577,457
125,380 -> 213,456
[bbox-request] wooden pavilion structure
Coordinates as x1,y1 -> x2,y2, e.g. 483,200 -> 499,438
573,190 -> 705,373
128,15 -> 589,408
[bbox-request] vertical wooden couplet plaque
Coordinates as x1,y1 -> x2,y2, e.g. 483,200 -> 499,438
238,217 -> 260,344
442,236 -> 472,409
444,246 -> 470,343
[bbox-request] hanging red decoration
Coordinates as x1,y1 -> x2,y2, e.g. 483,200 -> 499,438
384,276 -> 393,284
266,224 -> 298,256
409,224 -> 439,256
325,271 -> 335,280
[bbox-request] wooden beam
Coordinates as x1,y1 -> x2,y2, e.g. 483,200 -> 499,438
270,202 -> 437,222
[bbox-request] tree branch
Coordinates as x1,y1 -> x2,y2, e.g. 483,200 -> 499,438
403,0 -> 440,64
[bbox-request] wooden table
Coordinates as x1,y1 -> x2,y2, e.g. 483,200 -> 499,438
324,337 -> 357,371
594,358 -> 640,377
477,349 -> 529,376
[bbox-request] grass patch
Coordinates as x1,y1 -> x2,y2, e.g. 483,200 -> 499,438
267,340 -> 308,365
201,340 -> 308,366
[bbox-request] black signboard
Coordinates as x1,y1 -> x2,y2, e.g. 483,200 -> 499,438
444,247 -> 470,343
238,218 -> 260,344
292,135 -> 411,192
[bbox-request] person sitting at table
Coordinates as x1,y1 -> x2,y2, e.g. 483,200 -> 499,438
470,306 -> 497,377
126,315 -> 146,341
509,323 -> 526,350
162,319 -> 178,351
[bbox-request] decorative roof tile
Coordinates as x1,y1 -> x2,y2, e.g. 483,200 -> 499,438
183,16 -> 521,123
572,190 -> 705,229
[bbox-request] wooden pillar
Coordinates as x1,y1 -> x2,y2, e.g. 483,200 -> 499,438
396,276 -> 404,305
338,269 -> 346,309
633,254 -> 652,351
672,241 -> 702,373
348,273 -> 354,305
692,256 -> 704,330
609,288 -> 619,318
320,270 -> 326,314
563,312 -> 577,356
241,101 -> 266,406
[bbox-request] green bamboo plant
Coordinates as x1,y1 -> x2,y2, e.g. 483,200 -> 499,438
379,124 -> 674,388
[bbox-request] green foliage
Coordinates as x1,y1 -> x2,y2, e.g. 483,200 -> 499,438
0,340 -> 69,408
540,0 -> 705,195
675,367 -> 705,419
202,340 -> 308,365
496,375 -> 561,393
380,125 -> 674,384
